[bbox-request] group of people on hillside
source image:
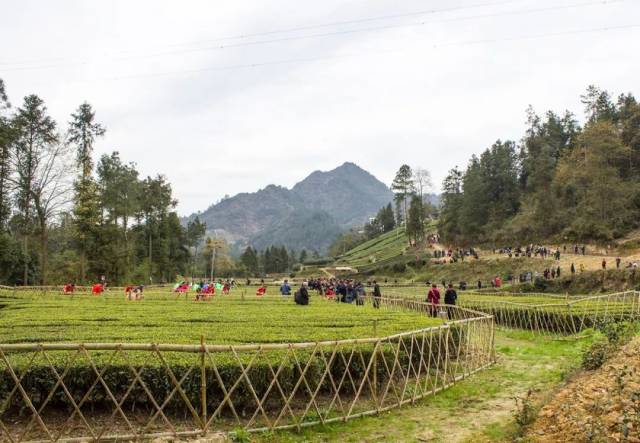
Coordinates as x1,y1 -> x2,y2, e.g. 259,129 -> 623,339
432,247 -> 479,263
497,245 -> 561,260
542,266 -> 562,280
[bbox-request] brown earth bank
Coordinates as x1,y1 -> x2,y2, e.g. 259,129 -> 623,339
526,337 -> 640,442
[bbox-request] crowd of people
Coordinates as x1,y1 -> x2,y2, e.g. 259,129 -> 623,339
173,279 -> 236,300
496,245 -> 562,260
432,247 -> 479,263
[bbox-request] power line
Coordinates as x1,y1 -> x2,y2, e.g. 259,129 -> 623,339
93,22 -> 639,82
1,0 -> 531,67
0,0 -> 623,71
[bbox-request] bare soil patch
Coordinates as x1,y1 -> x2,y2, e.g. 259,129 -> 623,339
527,337 -> 640,442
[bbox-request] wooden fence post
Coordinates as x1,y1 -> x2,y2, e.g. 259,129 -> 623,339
200,335 -> 207,434
372,320 -> 378,403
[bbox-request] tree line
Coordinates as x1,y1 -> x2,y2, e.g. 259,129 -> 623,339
438,86 -> 640,246
0,79 -> 191,285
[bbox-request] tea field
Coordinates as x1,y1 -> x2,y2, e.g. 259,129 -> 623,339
0,290 -> 440,346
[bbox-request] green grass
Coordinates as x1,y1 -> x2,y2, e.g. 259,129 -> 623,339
253,329 -> 591,442
0,290 -> 440,346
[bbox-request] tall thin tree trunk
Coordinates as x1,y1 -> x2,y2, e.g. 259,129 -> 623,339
80,244 -> 86,284
40,223 -> 47,285
148,228 -> 152,284
22,235 -> 28,286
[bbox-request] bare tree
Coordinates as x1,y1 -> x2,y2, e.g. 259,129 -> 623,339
31,139 -> 74,284
413,167 -> 433,201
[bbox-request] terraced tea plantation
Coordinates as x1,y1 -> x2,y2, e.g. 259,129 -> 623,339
0,290 -> 439,346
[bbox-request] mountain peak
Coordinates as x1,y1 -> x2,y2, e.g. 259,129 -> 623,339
185,162 -> 393,253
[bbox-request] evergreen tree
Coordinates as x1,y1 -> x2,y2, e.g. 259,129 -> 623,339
69,102 -> 105,283
406,194 -> 425,244
240,246 -> 259,275
0,79 -> 12,231
391,164 -> 415,224
186,216 -> 206,276
437,167 -> 463,243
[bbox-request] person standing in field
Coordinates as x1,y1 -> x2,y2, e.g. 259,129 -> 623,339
602,259 -> 607,270
295,281 -> 309,305
616,257 -> 621,269
372,280 -> 381,309
571,263 -> 575,275
427,284 -> 440,317
444,283 -> 457,319
280,279 -> 291,297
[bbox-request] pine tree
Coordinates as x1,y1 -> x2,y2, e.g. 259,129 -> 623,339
69,102 -> 105,283
406,195 -> 425,244
0,79 -> 12,231
391,165 -> 415,224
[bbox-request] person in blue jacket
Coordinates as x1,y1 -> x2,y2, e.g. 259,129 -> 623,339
280,279 -> 291,296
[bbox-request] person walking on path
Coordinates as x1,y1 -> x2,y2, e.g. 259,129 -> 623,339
616,257 -> 621,269
571,263 -> 575,275
602,259 -> 607,270
444,284 -> 457,319
427,284 -> 441,318
372,280 -> 381,309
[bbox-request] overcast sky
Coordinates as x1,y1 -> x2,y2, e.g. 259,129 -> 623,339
1,0 -> 639,215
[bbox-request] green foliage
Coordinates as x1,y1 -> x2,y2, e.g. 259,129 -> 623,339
406,194 -> 425,244
581,321 -> 638,370
261,245 -> 291,273
439,86 -> 640,245
0,80 -> 192,285
581,340 -> 612,370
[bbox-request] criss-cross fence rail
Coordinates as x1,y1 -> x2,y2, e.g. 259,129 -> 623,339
390,290 -> 640,336
0,296 -> 495,442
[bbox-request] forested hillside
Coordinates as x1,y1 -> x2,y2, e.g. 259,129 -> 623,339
439,86 -> 640,245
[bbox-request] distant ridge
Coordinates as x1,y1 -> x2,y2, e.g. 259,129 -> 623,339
185,162 -> 394,253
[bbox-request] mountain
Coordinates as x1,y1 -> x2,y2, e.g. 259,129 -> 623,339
292,162 -> 395,226
186,162 -> 394,254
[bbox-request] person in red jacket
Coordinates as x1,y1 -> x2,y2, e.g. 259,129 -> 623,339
426,284 -> 440,317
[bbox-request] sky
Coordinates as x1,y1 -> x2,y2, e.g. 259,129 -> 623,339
1,0 -> 639,215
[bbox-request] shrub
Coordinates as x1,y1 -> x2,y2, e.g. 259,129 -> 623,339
533,277 -> 548,292
513,389 -> 537,428
582,340 -> 612,370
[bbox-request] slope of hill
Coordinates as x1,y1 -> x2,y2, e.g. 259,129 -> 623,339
185,162 -> 393,253
334,227 -> 412,272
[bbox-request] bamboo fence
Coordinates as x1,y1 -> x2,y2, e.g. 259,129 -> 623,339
391,290 -> 640,336
0,296 -> 495,442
